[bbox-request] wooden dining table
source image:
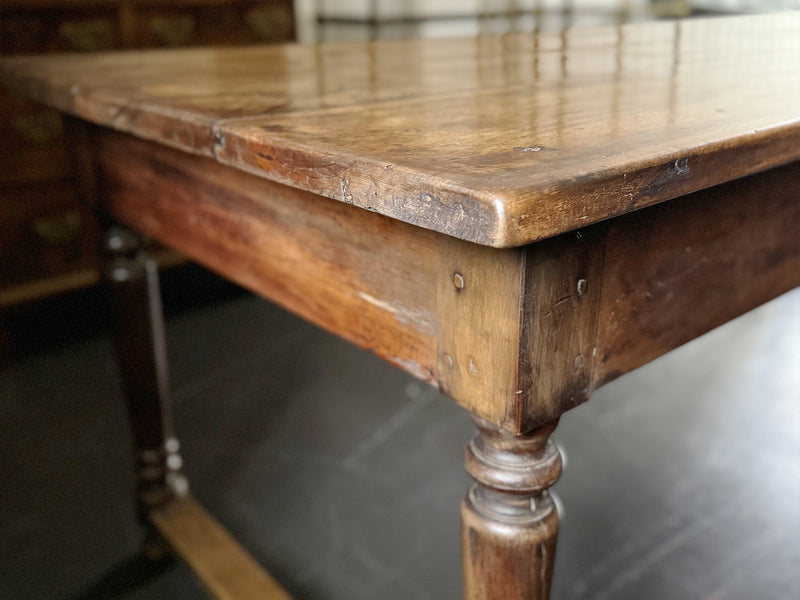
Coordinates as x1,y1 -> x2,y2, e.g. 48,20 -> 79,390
2,11 -> 799,600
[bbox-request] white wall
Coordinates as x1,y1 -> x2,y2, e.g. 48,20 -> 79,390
314,0 -> 640,20
295,0 -> 652,42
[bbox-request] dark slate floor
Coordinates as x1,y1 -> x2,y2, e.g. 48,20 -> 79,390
1,265 -> 798,600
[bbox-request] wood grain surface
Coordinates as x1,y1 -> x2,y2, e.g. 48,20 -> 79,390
2,13 -> 799,246
436,236 -> 526,423
461,418 -> 561,600
592,161 -> 800,386
96,128 -> 441,384
94,125 -> 800,432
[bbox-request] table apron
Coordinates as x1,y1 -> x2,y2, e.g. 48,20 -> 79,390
93,127 -> 800,433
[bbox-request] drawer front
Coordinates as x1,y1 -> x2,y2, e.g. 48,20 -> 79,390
0,0 -> 292,304
1,7 -> 122,188
0,89 -> 70,187
241,1 -> 295,43
0,9 -> 122,54
134,1 -> 294,48
0,185 -> 98,289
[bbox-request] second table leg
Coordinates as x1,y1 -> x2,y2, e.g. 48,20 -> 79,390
103,224 -> 188,559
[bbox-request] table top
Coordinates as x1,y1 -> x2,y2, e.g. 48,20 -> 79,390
2,12 -> 799,246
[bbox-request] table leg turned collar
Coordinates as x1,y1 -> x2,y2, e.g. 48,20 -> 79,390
462,416 -> 562,600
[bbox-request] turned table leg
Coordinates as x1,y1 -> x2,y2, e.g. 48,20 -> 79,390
102,224 -> 188,559
462,416 -> 562,600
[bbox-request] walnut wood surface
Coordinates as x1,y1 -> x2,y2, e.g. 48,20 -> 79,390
436,237 -> 526,422
2,13 -> 799,246
10,15 -> 797,600
517,163 -> 800,429
593,162 -> 800,385
96,128 -> 441,383
3,13 -> 797,429
462,418 -> 561,600
92,127 -> 800,432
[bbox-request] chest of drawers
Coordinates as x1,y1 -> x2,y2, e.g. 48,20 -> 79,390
0,0 -> 294,306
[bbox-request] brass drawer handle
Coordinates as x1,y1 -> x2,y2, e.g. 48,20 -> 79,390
148,15 -> 195,47
32,211 -> 81,245
58,19 -> 113,52
246,6 -> 293,41
11,111 -> 63,145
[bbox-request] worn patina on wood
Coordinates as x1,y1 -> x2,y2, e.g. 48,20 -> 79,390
2,12 -> 799,247
92,127 -> 800,432
3,14 -> 799,429
3,13 -> 800,600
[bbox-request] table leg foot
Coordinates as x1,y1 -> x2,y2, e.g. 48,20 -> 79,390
462,416 -> 562,600
102,224 -> 188,559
